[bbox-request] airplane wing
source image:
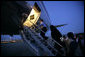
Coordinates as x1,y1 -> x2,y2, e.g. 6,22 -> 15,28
55,24 -> 68,27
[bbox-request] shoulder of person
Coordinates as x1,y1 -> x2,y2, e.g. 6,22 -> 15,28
70,40 -> 78,49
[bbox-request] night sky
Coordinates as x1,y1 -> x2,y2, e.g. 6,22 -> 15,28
43,1 -> 84,34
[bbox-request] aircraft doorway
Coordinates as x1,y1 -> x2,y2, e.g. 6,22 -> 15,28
23,3 -> 41,27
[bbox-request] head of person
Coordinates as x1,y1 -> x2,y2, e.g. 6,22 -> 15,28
78,34 -> 83,39
50,25 -> 56,32
63,35 -> 66,39
40,19 -> 43,24
67,32 -> 74,40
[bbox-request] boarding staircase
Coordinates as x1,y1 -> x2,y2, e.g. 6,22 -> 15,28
20,25 -> 65,56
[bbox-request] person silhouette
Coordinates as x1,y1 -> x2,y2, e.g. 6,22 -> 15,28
50,25 -> 64,55
39,19 -> 48,40
50,25 -> 62,43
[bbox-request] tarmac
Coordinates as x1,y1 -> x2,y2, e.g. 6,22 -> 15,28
1,40 -> 37,56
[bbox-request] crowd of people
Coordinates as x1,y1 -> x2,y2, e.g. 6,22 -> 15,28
39,19 -> 84,56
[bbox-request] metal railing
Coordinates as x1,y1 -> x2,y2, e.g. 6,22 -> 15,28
19,15 -> 65,55
28,20 -> 63,48
23,20 -> 66,55
23,26 -> 65,56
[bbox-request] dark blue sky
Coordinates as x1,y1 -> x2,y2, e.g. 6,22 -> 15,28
43,1 -> 84,34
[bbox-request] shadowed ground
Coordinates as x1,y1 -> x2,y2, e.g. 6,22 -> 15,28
1,40 -> 37,56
